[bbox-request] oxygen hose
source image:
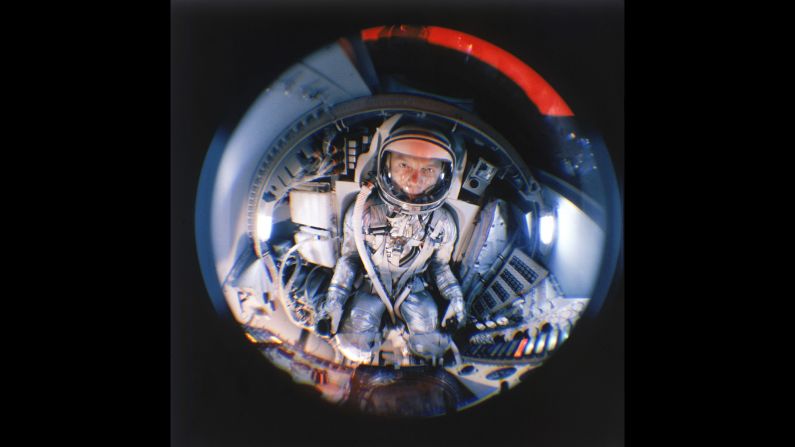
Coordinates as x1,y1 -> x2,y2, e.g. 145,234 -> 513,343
353,182 -> 397,324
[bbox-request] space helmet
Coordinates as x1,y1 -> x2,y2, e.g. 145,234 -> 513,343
376,125 -> 456,215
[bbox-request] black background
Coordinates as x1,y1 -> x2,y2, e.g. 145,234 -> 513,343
171,1 -> 624,446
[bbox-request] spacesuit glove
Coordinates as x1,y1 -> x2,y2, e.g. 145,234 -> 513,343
320,289 -> 347,335
441,292 -> 466,330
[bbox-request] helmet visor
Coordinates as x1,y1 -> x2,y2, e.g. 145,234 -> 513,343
380,149 -> 453,205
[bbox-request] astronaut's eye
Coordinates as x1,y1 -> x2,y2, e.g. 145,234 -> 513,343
195,25 -> 621,418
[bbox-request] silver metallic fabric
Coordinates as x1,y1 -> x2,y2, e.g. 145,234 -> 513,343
324,194 -> 464,361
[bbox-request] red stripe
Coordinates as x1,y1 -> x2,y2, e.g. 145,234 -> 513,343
360,25 -> 573,117
514,338 -> 529,358
361,26 -> 384,41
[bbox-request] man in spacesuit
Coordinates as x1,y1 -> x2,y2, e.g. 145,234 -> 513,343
317,123 -> 466,363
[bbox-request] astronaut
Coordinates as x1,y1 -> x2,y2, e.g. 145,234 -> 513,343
317,123 -> 466,363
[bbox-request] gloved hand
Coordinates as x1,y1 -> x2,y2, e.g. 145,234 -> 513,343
441,292 -> 465,330
317,289 -> 346,336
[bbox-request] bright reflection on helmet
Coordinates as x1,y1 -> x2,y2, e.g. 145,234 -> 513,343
377,127 -> 455,214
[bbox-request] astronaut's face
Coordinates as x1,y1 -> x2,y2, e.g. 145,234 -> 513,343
388,152 -> 443,199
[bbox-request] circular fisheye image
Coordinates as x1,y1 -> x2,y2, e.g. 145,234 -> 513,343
195,25 -> 621,417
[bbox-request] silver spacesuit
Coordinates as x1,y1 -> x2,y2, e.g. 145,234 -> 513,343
318,125 -> 466,363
